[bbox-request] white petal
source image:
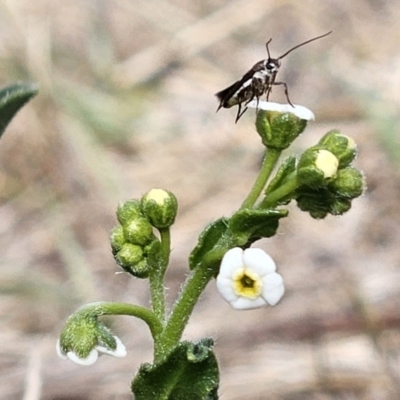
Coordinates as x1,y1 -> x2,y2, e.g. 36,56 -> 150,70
97,336 -> 127,358
231,296 -> 267,310
246,100 -> 315,121
216,276 -> 239,303
56,339 -> 68,360
218,247 -> 244,279
243,248 -> 276,275
262,273 -> 285,306
67,348 -> 98,366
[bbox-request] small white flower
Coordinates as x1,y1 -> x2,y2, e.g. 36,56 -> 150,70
216,247 -> 285,310
247,100 -> 315,121
56,335 -> 127,366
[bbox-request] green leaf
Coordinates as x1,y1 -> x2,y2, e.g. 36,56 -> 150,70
132,339 -> 219,400
0,83 -> 38,139
189,218 -> 229,270
229,208 -> 288,242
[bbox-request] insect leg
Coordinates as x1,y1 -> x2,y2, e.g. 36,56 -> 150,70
265,85 -> 273,101
235,102 -> 243,123
235,103 -> 249,123
272,81 -> 294,107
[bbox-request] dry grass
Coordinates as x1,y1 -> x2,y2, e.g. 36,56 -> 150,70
0,1 -> 400,399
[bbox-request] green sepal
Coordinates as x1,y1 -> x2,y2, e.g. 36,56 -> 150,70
265,155 -> 296,201
59,314 -> 98,359
256,110 -> 307,150
132,339 -> 219,400
229,208 -> 288,243
0,83 -> 38,140
295,187 -> 333,219
189,218 -> 229,270
144,238 -> 163,270
295,187 -> 352,219
318,130 -> 357,168
328,166 -> 365,199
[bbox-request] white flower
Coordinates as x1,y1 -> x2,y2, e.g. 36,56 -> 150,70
247,100 -> 315,121
216,247 -> 284,310
56,335 -> 127,366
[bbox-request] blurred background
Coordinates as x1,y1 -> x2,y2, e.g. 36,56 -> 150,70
1,0 -> 400,399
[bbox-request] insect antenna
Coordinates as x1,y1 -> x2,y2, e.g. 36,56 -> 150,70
277,31 -> 332,60
265,38 -> 272,59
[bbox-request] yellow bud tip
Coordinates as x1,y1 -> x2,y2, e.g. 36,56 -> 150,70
315,150 -> 338,178
145,188 -> 169,204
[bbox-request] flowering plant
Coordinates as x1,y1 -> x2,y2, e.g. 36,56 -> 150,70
57,101 -> 364,399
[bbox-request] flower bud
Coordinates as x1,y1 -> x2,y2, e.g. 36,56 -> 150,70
318,130 -> 357,167
110,225 -> 125,254
141,188 -> 178,229
123,216 -> 154,246
115,243 -> 144,269
115,243 -> 152,278
330,167 -> 365,198
255,109 -> 307,150
116,199 -> 142,226
57,313 -> 126,366
297,148 -> 338,187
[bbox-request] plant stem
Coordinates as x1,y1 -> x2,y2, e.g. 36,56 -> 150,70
240,147 -> 281,209
259,172 -> 299,208
149,228 -> 170,322
77,301 -> 163,340
156,249 -> 224,362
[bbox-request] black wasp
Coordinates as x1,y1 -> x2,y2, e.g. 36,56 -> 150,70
216,31 -> 331,123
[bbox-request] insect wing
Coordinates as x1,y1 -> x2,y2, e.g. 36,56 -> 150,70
215,61 -> 265,110
215,80 -> 244,110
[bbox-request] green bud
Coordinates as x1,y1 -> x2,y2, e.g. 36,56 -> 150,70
127,258 -> 151,279
318,130 -> 357,167
115,243 -> 144,269
110,225 -> 126,254
59,314 -> 98,359
115,243 -> 154,278
297,148 -> 338,187
256,110 -> 307,150
58,311 -> 126,365
330,167 -> 365,198
141,188 -> 178,229
116,199 -> 142,226
123,216 -> 154,246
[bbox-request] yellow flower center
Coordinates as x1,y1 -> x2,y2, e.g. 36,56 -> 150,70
232,268 -> 262,298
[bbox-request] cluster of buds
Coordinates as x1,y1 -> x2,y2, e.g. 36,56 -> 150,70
255,107 -> 365,219
296,130 -> 365,218
110,189 -> 178,277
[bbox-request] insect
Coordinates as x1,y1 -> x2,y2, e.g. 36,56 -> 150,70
215,31 -> 332,123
